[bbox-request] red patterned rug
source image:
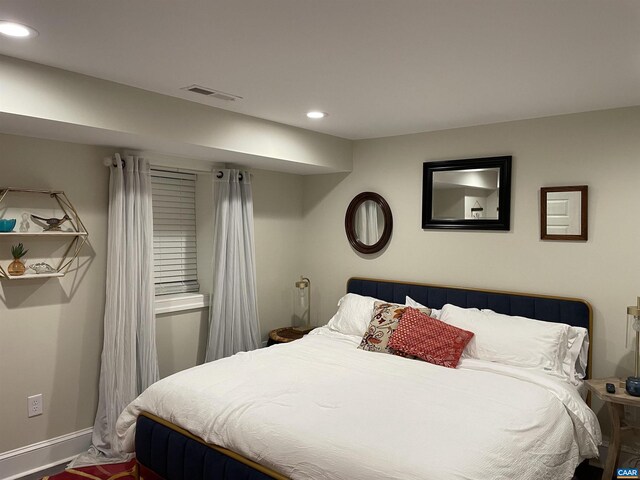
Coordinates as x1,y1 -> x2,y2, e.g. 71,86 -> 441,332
42,460 -> 137,480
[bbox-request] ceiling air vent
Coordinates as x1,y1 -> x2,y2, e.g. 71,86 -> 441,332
181,85 -> 243,102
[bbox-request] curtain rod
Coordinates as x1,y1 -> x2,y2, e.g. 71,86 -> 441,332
103,156 -> 253,176
215,170 -> 254,180
152,165 -> 213,175
103,157 -> 212,174
216,170 -> 245,180
103,157 -> 125,168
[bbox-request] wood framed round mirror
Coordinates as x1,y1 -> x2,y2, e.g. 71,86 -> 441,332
345,192 -> 393,254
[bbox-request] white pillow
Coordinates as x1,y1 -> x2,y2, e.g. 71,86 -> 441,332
564,326 -> 589,385
440,304 -> 569,377
405,296 -> 441,319
481,308 -> 589,385
325,293 -> 383,337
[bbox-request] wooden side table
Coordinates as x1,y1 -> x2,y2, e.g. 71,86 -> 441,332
267,327 -> 314,346
585,378 -> 640,479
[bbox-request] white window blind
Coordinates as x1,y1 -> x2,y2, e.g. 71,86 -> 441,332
151,168 -> 200,295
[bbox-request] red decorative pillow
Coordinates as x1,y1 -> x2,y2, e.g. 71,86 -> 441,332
388,307 -> 474,368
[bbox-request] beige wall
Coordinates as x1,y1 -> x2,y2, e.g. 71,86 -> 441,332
0,133 -> 306,453
156,310 -> 208,379
301,106 -> 640,437
252,169 -> 305,335
0,134 -> 110,453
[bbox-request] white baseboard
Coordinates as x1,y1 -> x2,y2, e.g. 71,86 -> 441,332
0,428 -> 92,480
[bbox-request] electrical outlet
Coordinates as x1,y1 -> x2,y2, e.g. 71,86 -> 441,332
27,394 -> 43,417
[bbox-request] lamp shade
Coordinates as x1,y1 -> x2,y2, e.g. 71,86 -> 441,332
293,276 -> 311,329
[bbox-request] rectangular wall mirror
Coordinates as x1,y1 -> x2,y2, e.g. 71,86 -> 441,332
422,156 -> 512,230
540,185 -> 588,241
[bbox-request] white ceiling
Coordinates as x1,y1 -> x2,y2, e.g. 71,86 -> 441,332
0,0 -> 639,140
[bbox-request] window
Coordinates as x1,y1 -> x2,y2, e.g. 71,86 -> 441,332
151,168 -> 200,295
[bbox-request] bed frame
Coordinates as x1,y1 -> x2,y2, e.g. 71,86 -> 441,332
135,277 -> 593,480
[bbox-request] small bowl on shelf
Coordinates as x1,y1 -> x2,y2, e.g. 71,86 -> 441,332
0,219 -> 17,232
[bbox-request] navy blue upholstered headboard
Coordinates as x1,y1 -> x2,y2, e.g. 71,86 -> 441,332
347,278 -> 591,330
347,278 -> 592,376
347,278 -> 591,333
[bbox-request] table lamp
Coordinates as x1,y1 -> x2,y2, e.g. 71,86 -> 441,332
294,276 -> 311,330
626,297 -> 640,396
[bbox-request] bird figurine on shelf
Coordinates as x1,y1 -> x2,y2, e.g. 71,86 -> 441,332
28,262 -> 56,274
30,214 -> 70,231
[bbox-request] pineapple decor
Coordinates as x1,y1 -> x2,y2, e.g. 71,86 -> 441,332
8,243 -> 28,276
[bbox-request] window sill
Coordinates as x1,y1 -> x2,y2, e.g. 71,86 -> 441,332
155,293 -> 209,315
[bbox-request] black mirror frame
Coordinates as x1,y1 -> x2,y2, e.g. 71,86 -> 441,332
345,192 -> 393,254
422,156 -> 512,230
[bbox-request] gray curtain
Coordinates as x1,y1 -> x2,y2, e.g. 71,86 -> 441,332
71,154 -> 159,466
205,169 -> 260,361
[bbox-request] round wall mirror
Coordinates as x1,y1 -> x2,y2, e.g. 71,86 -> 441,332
345,192 -> 393,254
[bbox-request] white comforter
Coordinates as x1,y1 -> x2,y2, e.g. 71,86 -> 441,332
116,327 -> 601,480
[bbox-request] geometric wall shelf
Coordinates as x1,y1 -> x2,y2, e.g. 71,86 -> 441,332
0,187 -> 89,280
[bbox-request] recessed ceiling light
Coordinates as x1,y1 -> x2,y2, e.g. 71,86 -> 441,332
0,21 -> 38,38
306,111 -> 327,119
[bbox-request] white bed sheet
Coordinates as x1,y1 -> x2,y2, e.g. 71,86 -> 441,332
116,327 -> 601,480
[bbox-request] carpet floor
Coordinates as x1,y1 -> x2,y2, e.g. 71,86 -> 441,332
41,460 -> 136,480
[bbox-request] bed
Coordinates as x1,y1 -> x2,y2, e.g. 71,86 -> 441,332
117,277 -> 601,480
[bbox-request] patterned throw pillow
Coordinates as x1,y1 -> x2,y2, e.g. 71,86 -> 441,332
358,302 -> 431,354
388,307 -> 474,368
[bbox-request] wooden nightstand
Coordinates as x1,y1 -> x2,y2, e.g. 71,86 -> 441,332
585,378 -> 640,479
267,327 -> 314,346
